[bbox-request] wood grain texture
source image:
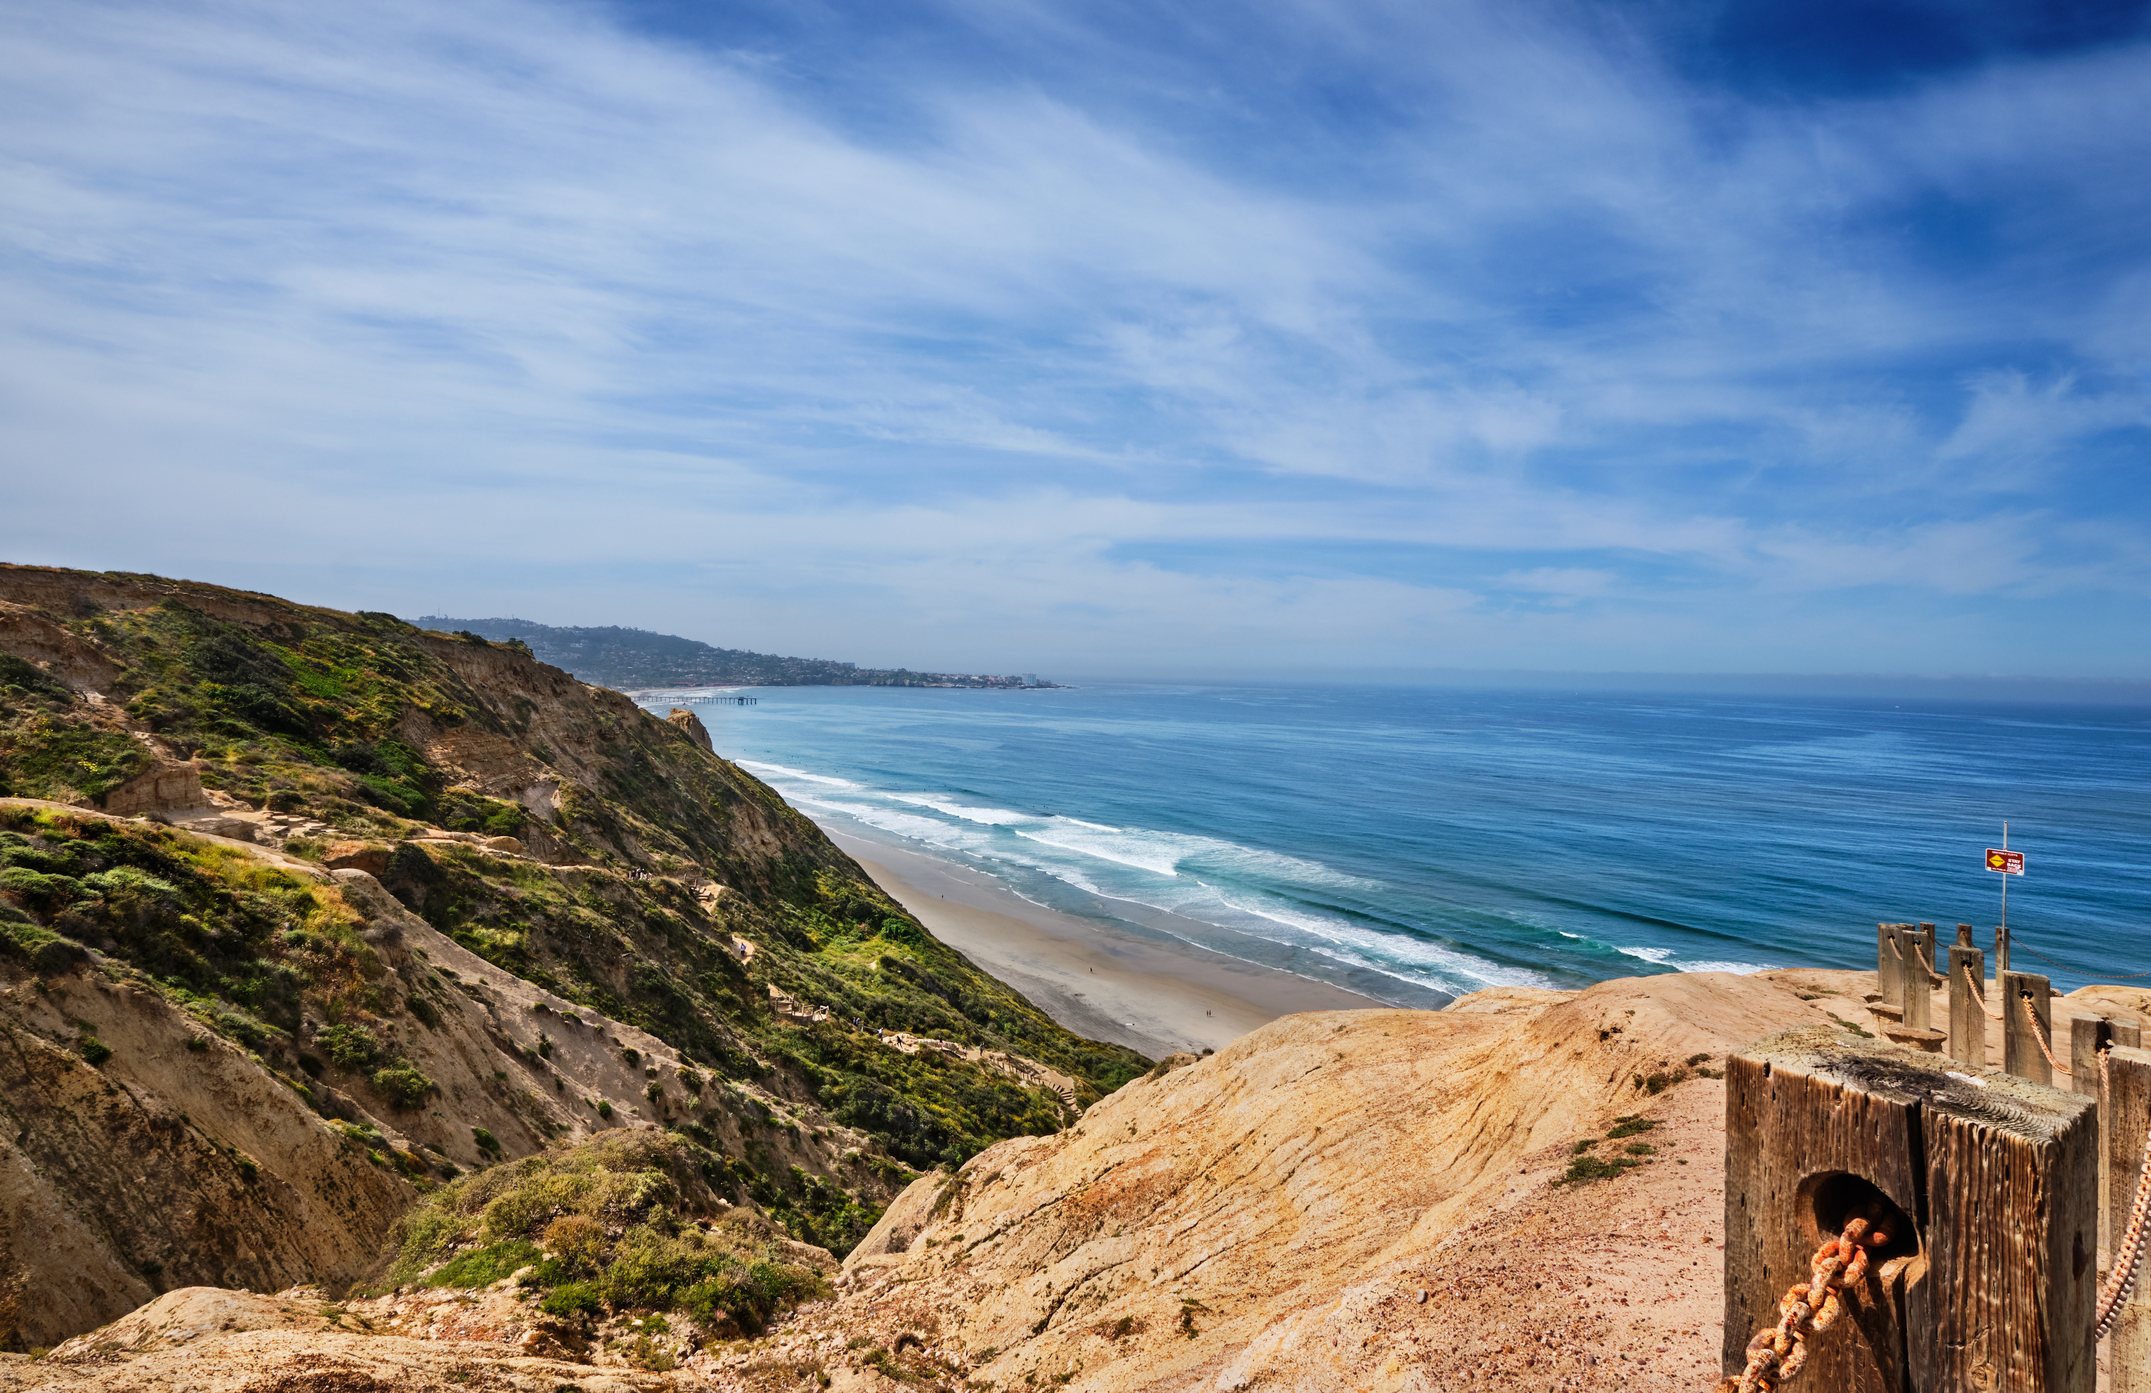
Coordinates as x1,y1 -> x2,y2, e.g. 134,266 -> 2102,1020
1902,928 -> 1933,1034
1950,944 -> 1987,1068
1725,1025 -> 2097,1392
2005,971 -> 2054,1086
1881,923 -> 1905,1008
2108,1046 -> 2151,1393
2074,1018 -> 2107,1100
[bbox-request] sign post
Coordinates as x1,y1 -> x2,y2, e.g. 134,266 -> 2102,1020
1985,822 -> 2024,976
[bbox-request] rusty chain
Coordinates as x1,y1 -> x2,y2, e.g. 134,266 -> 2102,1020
1712,1217 -> 1887,1393
1961,962 -> 2001,1019
2019,992 -> 2072,1078
2098,1045 -> 2151,1341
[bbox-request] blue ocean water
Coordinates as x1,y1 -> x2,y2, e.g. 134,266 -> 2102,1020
640,683 -> 2151,1005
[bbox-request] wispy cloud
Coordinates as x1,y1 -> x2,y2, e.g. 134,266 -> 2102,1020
0,0 -> 2146,674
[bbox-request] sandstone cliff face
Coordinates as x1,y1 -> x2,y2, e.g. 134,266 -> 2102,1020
0,966 -> 409,1348
0,804 -> 884,1349
0,567 -> 1143,1351
0,968 -> 1912,1392
832,971 -> 1870,1392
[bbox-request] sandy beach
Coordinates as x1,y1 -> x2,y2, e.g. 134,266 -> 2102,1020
825,829 -> 1382,1059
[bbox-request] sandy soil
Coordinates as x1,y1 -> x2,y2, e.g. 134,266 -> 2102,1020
829,831 -> 1381,1059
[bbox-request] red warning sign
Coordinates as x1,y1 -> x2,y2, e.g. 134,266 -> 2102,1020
1984,848 -> 2024,875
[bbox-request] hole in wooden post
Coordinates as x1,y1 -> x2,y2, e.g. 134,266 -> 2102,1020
1804,1172 -> 1918,1261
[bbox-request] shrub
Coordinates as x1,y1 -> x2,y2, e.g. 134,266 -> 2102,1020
539,1282 -> 602,1317
1558,1153 -> 1640,1185
425,1239 -> 539,1289
542,1214 -> 606,1274
373,1060 -> 435,1109
596,1100 -> 613,1119
79,1036 -> 112,1066
383,1133 -> 830,1328
316,1023 -> 380,1072
877,917 -> 925,948
473,1127 -> 502,1157
1632,1068 -> 1688,1095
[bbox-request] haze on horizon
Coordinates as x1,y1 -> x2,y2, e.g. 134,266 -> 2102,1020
3,0 -> 2148,681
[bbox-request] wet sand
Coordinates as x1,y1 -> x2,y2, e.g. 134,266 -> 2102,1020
824,829 -> 1382,1060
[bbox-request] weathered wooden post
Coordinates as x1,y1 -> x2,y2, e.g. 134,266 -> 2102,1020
2073,1016 -> 2141,1098
1900,927 -> 1932,1030
1725,1026 -> 2098,1391
1878,922 -> 1905,1009
1882,926 -> 1947,1052
2004,970 -> 2055,1085
2108,1044 -> 2151,1393
1947,938 -> 1986,1067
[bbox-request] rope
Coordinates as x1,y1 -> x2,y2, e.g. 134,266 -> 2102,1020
2098,1046 -> 2151,1341
2006,938 -> 2151,981
2020,993 -> 2071,1078
1713,1217 -> 1886,1393
1962,962 -> 2001,1020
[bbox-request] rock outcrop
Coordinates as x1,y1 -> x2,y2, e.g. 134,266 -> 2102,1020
668,705 -> 715,751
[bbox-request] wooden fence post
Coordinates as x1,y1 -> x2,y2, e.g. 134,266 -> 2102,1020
2004,971 -> 2055,1084
1900,928 -> 1933,1032
2108,1045 -> 2151,1393
1724,1026 -> 2098,1391
1947,942 -> 1986,1067
1878,922 -> 1904,1009
1884,926 -> 1946,1052
2073,1018 -> 2109,1099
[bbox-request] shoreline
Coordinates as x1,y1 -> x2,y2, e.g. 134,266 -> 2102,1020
822,829 -> 1383,1059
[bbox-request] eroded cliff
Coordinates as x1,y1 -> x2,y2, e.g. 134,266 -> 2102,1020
0,566 -> 1144,1349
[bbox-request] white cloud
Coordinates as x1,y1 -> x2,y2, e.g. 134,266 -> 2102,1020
0,0 -> 2146,673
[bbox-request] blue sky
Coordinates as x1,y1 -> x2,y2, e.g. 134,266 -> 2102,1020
2,0 -> 2148,678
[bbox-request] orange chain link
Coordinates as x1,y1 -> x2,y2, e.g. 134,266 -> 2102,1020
1712,1217 -> 1887,1393
2019,992 -> 2072,1078
1961,962 -> 2001,1019
2098,1045 -> 2151,1341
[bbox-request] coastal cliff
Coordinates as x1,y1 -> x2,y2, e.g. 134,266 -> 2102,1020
0,565 -> 1142,1349
7,565 -> 2139,1391
17,967 -> 2136,1391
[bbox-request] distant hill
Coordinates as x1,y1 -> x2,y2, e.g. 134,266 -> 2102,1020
418,616 -> 1051,690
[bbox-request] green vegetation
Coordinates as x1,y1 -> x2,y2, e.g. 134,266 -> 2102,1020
1559,1115 -> 1663,1184
0,804 -> 393,1065
372,1060 -> 435,1108
0,568 -> 1148,1256
390,1133 -> 829,1332
424,616 -> 1044,690
1559,1152 -> 1643,1184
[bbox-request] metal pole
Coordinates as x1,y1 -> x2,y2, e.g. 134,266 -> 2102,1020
1998,821 -> 2011,977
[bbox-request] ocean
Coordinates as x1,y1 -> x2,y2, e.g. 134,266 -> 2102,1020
637,683 -> 2150,1006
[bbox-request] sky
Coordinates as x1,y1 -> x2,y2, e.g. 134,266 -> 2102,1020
2,0 -> 2149,680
